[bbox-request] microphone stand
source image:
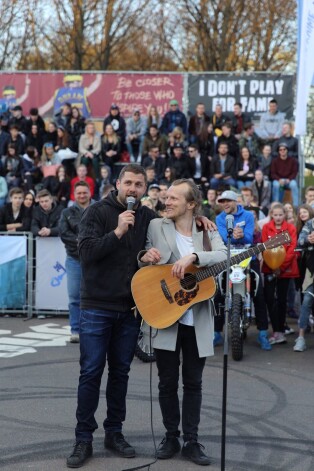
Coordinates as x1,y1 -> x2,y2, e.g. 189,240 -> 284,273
221,228 -> 232,471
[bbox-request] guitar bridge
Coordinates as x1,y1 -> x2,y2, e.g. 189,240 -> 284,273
161,279 -> 174,304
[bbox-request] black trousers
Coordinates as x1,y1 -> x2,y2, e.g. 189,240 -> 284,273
264,277 -> 290,333
154,323 -> 206,442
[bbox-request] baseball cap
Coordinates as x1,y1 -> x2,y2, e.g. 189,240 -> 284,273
12,105 -> 22,111
169,99 -> 178,105
148,183 -> 160,191
217,190 -> 239,202
173,142 -> 183,149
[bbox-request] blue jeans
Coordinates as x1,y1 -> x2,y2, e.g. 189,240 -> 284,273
210,177 -> 236,189
75,308 -> 141,442
272,180 -> 299,207
299,285 -> 314,330
65,256 -> 81,334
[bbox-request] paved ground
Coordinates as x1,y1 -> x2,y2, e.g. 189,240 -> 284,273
0,316 -> 313,471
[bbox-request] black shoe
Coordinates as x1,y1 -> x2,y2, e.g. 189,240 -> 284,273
156,436 -> 181,459
182,440 -> 211,466
67,441 -> 92,468
104,432 -> 135,458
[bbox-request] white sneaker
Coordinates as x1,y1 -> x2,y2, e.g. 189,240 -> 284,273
269,332 -> 287,345
293,336 -> 306,352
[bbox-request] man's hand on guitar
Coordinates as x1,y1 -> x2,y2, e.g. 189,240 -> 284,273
172,254 -> 197,279
195,215 -> 217,232
140,248 -> 161,264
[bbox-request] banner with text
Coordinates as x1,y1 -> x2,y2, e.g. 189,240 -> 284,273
0,72 -> 183,119
0,236 -> 27,309
35,237 -> 68,311
188,73 -> 295,122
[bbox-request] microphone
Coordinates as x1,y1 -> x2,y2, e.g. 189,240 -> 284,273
126,196 -> 136,211
226,214 -> 234,234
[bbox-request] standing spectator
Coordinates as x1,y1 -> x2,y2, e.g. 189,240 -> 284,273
304,186 -> 314,207
272,122 -> 298,159
251,169 -> 272,215
101,124 -> 122,174
78,121 -> 101,180
216,122 -> 239,160
31,189 -> 63,237
146,105 -> 162,130
210,103 -> 229,137
25,107 -> 46,135
284,202 -> 297,226
236,147 -> 257,189
0,174 -> 8,207
0,187 -> 31,231
161,99 -> 187,136
257,99 -> 285,144
103,104 -> 126,144
210,142 -> 236,189
296,204 -> 314,236
59,181 -> 92,343
8,105 -> 28,135
230,102 -> 251,140
142,124 -> 167,159
126,109 -> 146,163
70,164 -> 95,201
270,143 -> 299,207
188,103 -> 210,144
238,122 -> 261,159
261,203 -> 298,344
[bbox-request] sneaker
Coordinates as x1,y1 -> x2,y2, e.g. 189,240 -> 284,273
104,432 -> 135,458
213,331 -> 223,347
257,330 -> 272,351
67,441 -> 92,468
156,435 -> 181,459
181,440 -> 211,466
70,334 -> 80,343
269,332 -> 287,345
284,324 -> 295,335
294,336 -> 306,352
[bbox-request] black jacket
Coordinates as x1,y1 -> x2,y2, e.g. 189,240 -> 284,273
31,202 -> 63,236
0,203 -> 31,231
78,190 -> 156,312
166,155 -> 194,179
59,203 -> 87,259
210,154 -> 236,179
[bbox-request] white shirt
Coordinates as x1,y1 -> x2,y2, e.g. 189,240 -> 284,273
175,230 -> 195,326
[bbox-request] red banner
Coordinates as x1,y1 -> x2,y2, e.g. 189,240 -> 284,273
0,72 -> 183,119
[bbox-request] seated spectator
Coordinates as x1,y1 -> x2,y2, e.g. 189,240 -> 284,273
188,102 -> 210,144
9,124 -> 25,155
158,181 -> 169,206
22,146 -> 42,191
103,104 -> 126,143
0,174 -> 8,207
70,164 -> 95,201
197,122 -> 215,165
42,165 -> 71,208
210,103 -> 229,137
230,102 -> 251,140
0,123 -> 10,158
25,107 -> 46,135
8,105 -> 28,136
304,186 -> 314,207
236,146 -> 257,189
0,187 -> 31,231
101,123 -> 122,173
98,165 -> 112,200
23,191 -> 35,212
147,183 -> 164,211
257,98 -> 285,144
145,166 -> 158,187
202,188 -> 222,217
78,120 -> 101,181
25,124 -> 44,156
146,105 -> 162,130
251,169 -> 271,215
31,189 -> 63,237
140,196 -> 155,211
126,109 -> 146,163
216,122 -> 239,160
270,142 -> 299,207
187,143 -> 209,186
55,125 -> 77,178
167,143 -> 193,179
44,121 -> 58,148
167,126 -> 187,157
3,143 -> 23,190
163,166 -> 176,184
258,144 -> 273,179
210,142 -> 236,189
66,106 -> 86,153
241,186 -> 265,219
238,122 -> 261,160
40,142 -> 62,179
272,122 -> 298,159
142,145 -> 166,181
55,102 -> 72,129
142,124 -> 167,159
161,99 -> 187,136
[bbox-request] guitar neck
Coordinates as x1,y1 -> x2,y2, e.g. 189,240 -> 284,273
196,243 -> 264,282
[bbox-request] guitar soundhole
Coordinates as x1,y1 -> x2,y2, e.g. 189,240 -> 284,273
181,273 -> 197,291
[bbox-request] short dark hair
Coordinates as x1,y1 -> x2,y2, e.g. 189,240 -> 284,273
269,99 -> 278,105
74,180 -> 90,191
149,124 -> 158,130
118,164 -> 147,183
30,107 -> 39,116
188,143 -> 199,151
234,102 -> 242,108
244,122 -> 253,131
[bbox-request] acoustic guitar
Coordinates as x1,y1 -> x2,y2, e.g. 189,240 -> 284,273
131,231 -> 291,329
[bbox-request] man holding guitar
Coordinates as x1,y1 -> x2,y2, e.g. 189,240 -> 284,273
138,179 -> 227,466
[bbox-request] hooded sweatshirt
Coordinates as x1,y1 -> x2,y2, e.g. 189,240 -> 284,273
78,190 -> 156,312
216,205 -> 254,246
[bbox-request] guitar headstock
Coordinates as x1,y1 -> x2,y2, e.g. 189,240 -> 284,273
264,231 -> 291,249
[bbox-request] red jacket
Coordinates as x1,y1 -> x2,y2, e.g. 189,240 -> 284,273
261,219 -> 299,278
